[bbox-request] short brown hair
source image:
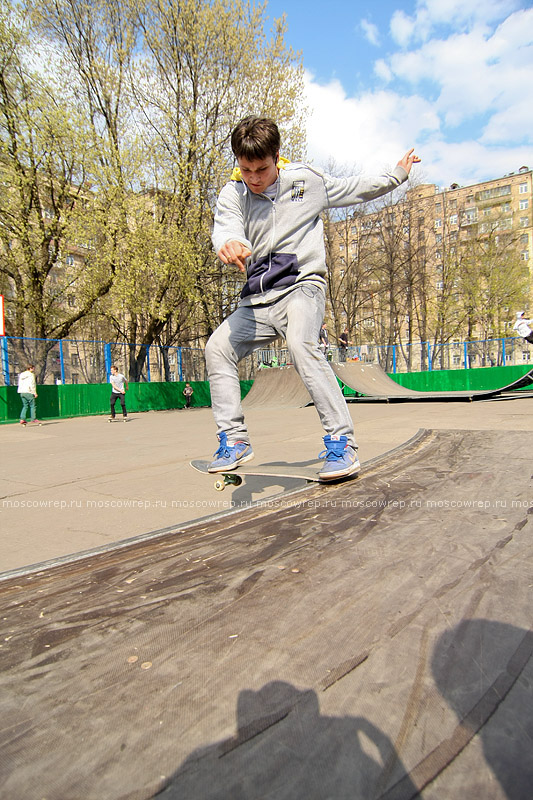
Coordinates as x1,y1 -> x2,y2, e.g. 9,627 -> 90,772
231,116 -> 280,162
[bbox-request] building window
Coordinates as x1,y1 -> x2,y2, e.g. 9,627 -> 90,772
520,216 -> 529,227
520,234 -> 529,245
65,255 -> 75,266
434,218 -> 442,229
519,198 -> 529,210
475,185 -> 511,201
435,233 -> 442,244
521,250 -> 530,261
449,214 -> 458,225
497,218 -> 512,230
519,183 -> 528,194
72,374 -> 79,384
463,209 -> 477,224
436,280 -> 444,290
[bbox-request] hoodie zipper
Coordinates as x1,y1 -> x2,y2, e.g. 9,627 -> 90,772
259,180 -> 279,293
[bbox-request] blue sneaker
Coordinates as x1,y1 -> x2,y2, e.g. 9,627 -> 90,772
208,432 -> 254,473
318,435 -> 360,481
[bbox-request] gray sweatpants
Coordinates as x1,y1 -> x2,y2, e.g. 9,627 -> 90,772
205,283 -> 356,448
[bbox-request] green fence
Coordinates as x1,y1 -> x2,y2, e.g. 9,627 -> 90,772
0,380 -> 254,423
1,365 -> 530,423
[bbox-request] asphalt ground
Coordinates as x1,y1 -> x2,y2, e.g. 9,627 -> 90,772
1,393 -> 533,798
1,394 -> 532,576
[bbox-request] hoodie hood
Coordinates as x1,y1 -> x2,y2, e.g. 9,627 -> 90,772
231,156 -> 291,182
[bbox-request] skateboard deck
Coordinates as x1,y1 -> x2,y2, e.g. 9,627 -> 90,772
190,459 -> 358,491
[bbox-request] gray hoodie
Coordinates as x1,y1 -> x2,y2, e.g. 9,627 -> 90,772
212,161 -> 408,306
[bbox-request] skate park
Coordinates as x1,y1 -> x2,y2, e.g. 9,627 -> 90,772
1,370 -> 533,799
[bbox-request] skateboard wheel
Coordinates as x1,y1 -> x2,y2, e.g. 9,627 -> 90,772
214,480 -> 225,492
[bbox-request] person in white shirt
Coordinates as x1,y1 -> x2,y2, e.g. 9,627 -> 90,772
513,311 -> 533,344
109,365 -> 129,421
17,364 -> 39,425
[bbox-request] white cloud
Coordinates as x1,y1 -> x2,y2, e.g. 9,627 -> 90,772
374,59 -> 393,82
361,19 -> 380,46
300,4 -> 533,188
302,71 -> 438,174
390,0 -> 521,44
387,8 -> 533,132
390,10 -> 417,46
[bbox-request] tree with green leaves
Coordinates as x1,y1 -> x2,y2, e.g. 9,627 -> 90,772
29,0 -> 305,380
0,5 -> 121,380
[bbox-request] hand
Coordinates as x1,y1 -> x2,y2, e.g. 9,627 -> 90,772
218,240 -> 252,273
397,148 -> 421,175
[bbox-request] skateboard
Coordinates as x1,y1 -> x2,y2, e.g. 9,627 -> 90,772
20,420 -> 43,426
190,459 -> 358,491
108,418 -> 129,422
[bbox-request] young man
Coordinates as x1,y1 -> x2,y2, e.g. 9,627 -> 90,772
109,365 -> 128,421
205,116 -> 420,479
513,311 -> 533,344
337,328 -> 352,362
17,364 -> 39,425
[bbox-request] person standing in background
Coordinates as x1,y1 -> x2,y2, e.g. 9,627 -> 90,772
18,364 -> 40,425
183,382 -> 194,408
109,365 -> 129,421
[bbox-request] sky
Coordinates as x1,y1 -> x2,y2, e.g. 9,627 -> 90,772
263,0 -> 533,189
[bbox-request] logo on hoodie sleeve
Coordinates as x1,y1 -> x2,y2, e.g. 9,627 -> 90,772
291,180 -> 305,202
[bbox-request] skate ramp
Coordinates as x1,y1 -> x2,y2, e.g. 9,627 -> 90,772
1,428 -> 532,799
332,361 -> 533,401
242,365 -> 312,408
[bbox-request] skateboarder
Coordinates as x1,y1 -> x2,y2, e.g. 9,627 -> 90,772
513,311 -> 533,344
205,115 -> 420,478
109,365 -> 128,421
17,364 -> 40,425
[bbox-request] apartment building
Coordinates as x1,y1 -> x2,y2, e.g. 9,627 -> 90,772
327,165 -> 532,369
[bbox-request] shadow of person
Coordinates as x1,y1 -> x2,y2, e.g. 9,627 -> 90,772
431,619 -> 533,799
156,680 -> 420,799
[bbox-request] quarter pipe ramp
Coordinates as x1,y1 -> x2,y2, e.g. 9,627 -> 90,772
332,361 -> 533,401
242,366 -> 312,408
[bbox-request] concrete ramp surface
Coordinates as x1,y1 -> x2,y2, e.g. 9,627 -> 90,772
242,365 -> 311,408
332,361 -> 533,401
1,428 -> 532,799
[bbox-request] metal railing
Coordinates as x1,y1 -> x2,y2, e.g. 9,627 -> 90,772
1,333 -> 531,386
